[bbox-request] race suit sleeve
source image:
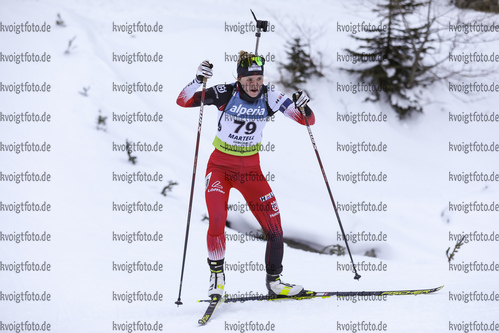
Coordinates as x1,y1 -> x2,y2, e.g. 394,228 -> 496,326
176,79 -> 232,110
267,88 -> 315,125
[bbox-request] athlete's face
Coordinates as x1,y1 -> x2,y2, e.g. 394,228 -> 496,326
239,75 -> 264,98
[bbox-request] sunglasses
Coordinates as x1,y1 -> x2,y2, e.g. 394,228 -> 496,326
240,56 -> 265,67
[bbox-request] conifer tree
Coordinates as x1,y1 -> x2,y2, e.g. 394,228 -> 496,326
344,0 -> 434,118
279,37 -> 323,92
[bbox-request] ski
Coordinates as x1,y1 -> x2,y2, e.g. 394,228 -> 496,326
198,294 -> 224,325
198,285 -> 444,303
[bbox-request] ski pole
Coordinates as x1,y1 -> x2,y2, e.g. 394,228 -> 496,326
176,72 -> 211,306
293,93 -> 361,281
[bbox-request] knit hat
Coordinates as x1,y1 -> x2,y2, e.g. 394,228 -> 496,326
237,53 -> 265,78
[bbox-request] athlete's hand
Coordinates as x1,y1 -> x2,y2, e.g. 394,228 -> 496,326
293,90 -> 310,110
196,60 -> 214,83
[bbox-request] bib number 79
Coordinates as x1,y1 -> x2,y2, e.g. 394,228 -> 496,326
234,119 -> 256,135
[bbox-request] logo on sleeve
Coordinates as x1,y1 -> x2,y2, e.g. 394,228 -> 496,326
271,201 -> 279,212
275,93 -> 285,104
260,192 -> 275,202
270,201 -> 280,217
216,85 -> 227,94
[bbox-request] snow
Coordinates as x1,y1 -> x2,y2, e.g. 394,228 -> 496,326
1,0 -> 498,332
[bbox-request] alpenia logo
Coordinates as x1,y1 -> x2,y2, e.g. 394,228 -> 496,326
228,104 -> 265,116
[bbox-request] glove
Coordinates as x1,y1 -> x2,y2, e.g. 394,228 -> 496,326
196,60 -> 213,83
293,90 -> 310,110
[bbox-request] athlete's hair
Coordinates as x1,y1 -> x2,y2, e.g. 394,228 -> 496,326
237,50 -> 256,64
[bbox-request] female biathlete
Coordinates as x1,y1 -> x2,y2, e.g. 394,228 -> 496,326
176,51 -> 315,298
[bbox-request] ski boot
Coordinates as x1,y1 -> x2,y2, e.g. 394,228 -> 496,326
208,259 -> 225,297
266,273 -> 304,297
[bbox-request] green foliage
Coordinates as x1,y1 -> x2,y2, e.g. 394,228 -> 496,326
279,37 -> 323,92
446,237 -> 465,262
451,0 -> 499,13
56,13 -> 66,27
79,86 -> 90,97
126,140 -> 137,165
161,180 -> 179,197
344,0 -> 435,118
96,109 -> 107,131
321,244 -> 346,256
64,36 -> 77,55
364,249 -> 377,258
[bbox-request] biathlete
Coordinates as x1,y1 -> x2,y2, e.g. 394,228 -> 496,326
176,51 -> 315,298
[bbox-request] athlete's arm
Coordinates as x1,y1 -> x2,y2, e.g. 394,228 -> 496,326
176,79 -> 234,110
267,89 -> 315,125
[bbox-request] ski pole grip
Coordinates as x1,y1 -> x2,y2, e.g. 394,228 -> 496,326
203,63 -> 214,84
292,92 -> 306,115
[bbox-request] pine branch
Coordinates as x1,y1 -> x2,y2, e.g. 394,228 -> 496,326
446,236 -> 465,263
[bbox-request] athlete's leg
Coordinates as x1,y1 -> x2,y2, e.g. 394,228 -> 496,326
205,166 -> 231,261
234,170 -> 284,275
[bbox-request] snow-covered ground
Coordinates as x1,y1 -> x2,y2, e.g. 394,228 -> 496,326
1,0 -> 498,332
